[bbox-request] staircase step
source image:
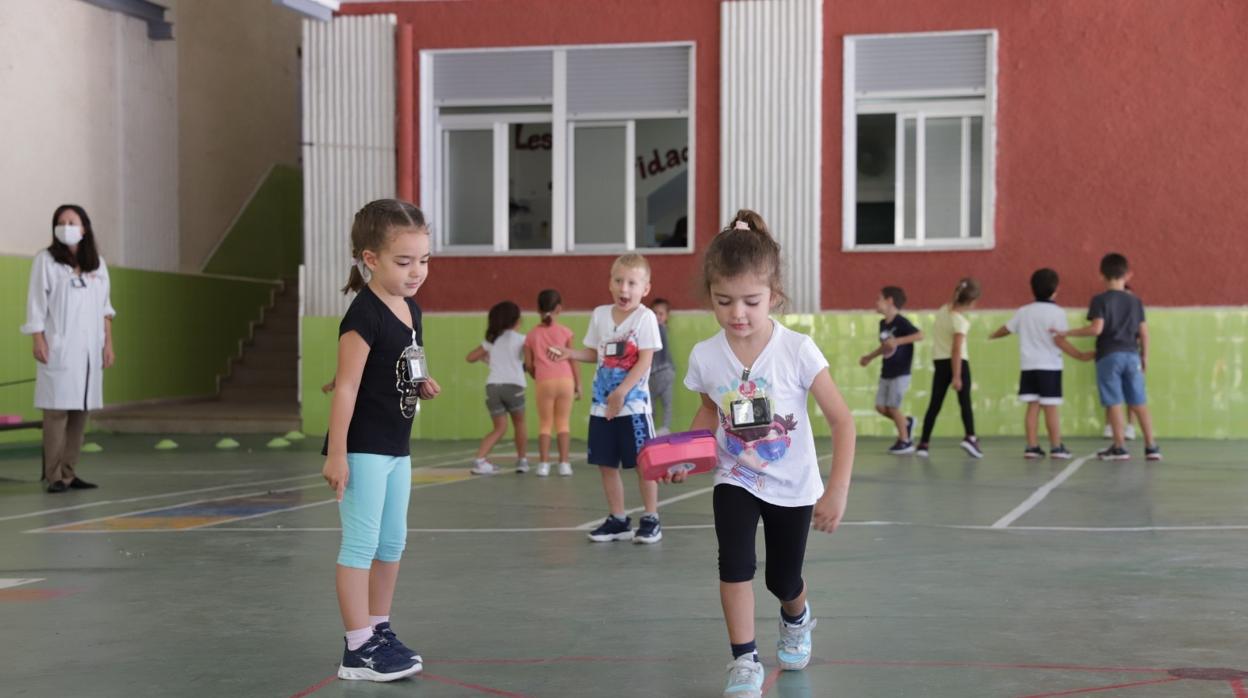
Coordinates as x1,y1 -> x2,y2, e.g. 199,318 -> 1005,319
247,332 -> 297,352
218,385 -> 298,403
236,350 -> 293,370
223,365 -> 296,388
259,314 -> 299,332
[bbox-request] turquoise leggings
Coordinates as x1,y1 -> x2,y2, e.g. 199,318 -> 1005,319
337,453 -> 411,569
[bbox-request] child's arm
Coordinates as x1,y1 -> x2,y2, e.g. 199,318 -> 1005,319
466,345 -> 488,363
890,330 -> 924,346
988,325 -> 1011,340
522,344 -> 536,379
665,394 -> 719,484
567,338 -> 582,398
1054,335 -> 1093,362
858,345 -> 883,367
809,369 -> 856,533
605,349 -> 654,419
1059,318 -> 1104,338
549,346 -> 597,363
1137,321 -> 1149,372
950,333 -> 966,391
324,332 -> 369,501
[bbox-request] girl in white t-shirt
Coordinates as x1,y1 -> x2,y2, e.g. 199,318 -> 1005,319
466,301 -> 528,474
666,209 -> 856,698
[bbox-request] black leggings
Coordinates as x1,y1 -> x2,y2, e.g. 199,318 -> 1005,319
713,484 -> 812,602
919,358 -> 975,444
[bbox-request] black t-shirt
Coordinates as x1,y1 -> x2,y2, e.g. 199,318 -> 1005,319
322,286 -> 424,457
1087,290 -> 1144,360
879,314 -> 919,379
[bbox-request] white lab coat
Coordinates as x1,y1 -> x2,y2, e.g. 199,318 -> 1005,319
21,249 -> 117,411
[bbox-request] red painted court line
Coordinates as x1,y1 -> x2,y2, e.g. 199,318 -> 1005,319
1015,676 -> 1184,698
1230,679 -> 1248,698
816,658 -> 1169,675
286,674 -> 335,698
760,670 -> 780,695
421,672 -> 530,697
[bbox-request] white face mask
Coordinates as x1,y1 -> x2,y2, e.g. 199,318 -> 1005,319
54,224 -> 84,246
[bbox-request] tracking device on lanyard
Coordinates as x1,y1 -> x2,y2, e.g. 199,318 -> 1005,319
70,277 -> 87,289
603,341 -> 625,358
402,330 -> 428,384
728,367 -> 772,429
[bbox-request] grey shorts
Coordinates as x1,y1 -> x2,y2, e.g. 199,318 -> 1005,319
485,384 -> 526,416
875,375 -> 911,409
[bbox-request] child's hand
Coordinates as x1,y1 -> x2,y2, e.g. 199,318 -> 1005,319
418,377 -> 441,400
546,346 -> 567,361
323,455 -> 349,501
881,337 -> 898,353
858,354 -> 872,367
660,468 -> 689,485
1079,350 -> 1096,362
574,385 -> 582,401
813,487 -> 848,533
604,389 -> 626,419
1139,356 -> 1147,373
321,378 -> 336,394
952,375 -> 963,392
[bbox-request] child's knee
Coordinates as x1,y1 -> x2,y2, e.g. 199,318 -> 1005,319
375,532 -> 407,563
338,530 -> 382,569
765,571 -> 804,602
875,404 -> 890,416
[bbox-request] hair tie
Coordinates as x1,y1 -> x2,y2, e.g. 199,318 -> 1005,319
734,220 -> 750,231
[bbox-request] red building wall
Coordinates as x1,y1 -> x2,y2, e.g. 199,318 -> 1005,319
343,0 -> 1248,312
341,0 -> 723,312
822,0 -> 1248,310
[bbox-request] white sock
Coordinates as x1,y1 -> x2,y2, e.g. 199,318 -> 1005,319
345,626 -> 374,650
369,615 -> 389,629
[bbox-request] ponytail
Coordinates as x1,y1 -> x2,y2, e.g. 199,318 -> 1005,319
952,277 -> 982,306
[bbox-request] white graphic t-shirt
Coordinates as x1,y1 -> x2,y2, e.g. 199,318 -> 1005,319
583,304 -> 662,418
684,322 -> 830,507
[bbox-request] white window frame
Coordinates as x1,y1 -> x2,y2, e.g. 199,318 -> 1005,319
842,30 -> 998,252
420,42 -> 696,257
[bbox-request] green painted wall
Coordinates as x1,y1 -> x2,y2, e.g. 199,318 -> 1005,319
301,307 -> 1248,442
201,165 -> 302,281
1,255 -> 277,443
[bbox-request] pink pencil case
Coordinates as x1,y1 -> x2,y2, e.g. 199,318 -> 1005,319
639,430 -> 719,481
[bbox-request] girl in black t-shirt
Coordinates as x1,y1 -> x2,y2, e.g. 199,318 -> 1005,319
321,199 -> 440,682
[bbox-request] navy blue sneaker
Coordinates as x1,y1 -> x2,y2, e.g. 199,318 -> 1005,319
588,515 -> 633,542
337,633 -> 420,682
634,514 -> 662,544
375,621 -> 422,662
888,440 -> 916,455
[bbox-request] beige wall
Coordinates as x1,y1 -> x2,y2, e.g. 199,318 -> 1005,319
0,0 -> 178,270
176,0 -> 301,272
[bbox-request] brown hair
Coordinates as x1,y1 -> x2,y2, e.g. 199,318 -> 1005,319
536,288 -> 562,326
952,277 -> 982,306
699,209 -> 788,309
341,199 -> 427,294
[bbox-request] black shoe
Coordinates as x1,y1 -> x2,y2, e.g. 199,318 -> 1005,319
960,437 -> 984,458
1023,446 -> 1046,459
68,478 -> 98,490
888,440 -> 916,455
1097,446 -> 1130,461
1145,444 -> 1163,461
374,622 -> 422,662
1049,444 -> 1073,460
634,514 -> 662,544
587,515 -> 633,542
47,481 -> 68,493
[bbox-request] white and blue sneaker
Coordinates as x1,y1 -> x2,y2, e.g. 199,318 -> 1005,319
723,654 -> 765,697
776,608 -> 816,671
374,621 -> 422,664
337,633 -> 420,682
587,515 -> 633,542
634,514 -> 662,544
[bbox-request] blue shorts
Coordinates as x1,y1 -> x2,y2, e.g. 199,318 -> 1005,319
337,453 -> 411,569
587,414 -> 653,469
1095,352 -> 1147,407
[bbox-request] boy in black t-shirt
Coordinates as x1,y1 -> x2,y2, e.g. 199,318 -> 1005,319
860,286 -> 923,453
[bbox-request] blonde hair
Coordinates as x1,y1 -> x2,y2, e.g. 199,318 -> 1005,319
611,253 -> 651,278
698,209 -> 788,310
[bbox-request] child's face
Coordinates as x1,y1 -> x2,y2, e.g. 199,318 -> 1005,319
609,265 -> 651,311
874,295 -> 894,315
653,304 -> 669,325
709,273 -> 775,340
363,227 -> 430,298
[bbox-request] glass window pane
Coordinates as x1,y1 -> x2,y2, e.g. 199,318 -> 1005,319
635,118 -> 689,248
573,125 -> 627,246
445,130 -> 493,246
855,114 -> 896,245
903,118 -> 916,241
968,116 -> 983,239
924,117 -> 962,240
509,123 -> 552,250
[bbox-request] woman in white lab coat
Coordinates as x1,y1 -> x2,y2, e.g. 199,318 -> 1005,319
21,204 -> 116,493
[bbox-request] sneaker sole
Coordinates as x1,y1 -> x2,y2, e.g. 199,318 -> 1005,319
634,532 -> 663,544
778,657 -> 811,671
723,687 -> 763,698
1146,454 -> 1163,461
588,531 -> 635,542
960,443 -> 984,458
1050,453 -> 1073,460
1023,453 -> 1044,459
558,471 -> 573,477
337,662 -> 421,682
1098,454 -> 1131,461
889,446 -> 916,455
915,450 -> 929,457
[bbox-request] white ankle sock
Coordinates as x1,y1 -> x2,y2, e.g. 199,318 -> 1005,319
345,626 -> 373,650
369,615 -> 389,628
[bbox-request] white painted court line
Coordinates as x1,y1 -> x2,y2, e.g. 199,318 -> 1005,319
990,453 -> 1094,529
574,486 -> 716,530
0,578 -> 45,589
